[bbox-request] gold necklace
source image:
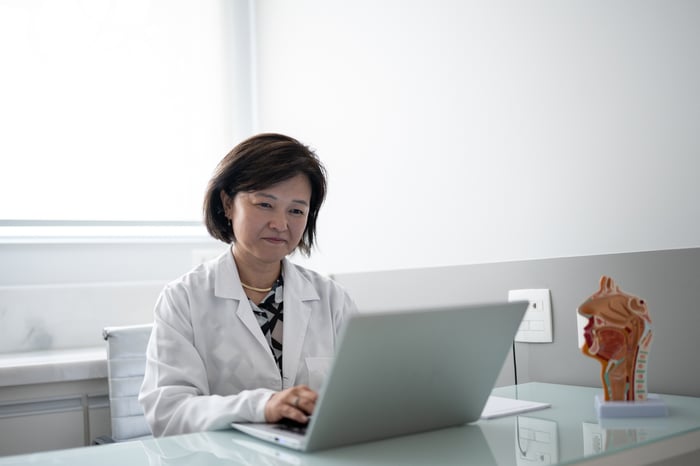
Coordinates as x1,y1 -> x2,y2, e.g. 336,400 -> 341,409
241,282 -> 273,293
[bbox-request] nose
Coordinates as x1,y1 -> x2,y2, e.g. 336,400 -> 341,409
268,210 -> 288,232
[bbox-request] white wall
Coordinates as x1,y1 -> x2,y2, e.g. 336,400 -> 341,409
3,1 -> 700,352
255,0 -> 700,275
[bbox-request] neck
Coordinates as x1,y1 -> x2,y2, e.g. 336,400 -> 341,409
231,247 -> 281,291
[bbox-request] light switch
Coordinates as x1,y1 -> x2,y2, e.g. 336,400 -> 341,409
509,288 -> 553,343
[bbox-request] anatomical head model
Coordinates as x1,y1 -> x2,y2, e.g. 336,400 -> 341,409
578,276 -> 653,401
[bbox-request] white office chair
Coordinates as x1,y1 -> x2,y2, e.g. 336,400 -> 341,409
96,323 -> 153,443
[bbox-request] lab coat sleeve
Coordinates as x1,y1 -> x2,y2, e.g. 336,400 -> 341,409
139,286 -> 273,437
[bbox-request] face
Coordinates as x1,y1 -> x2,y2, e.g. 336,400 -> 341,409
222,174 -> 312,267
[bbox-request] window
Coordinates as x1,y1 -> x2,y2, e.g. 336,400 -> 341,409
0,0 -> 253,237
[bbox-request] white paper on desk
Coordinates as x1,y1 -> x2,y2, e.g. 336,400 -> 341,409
480,395 -> 551,419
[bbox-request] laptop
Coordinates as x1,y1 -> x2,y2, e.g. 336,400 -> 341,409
231,301 -> 528,452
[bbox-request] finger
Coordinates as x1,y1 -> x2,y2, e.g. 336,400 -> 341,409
284,403 -> 309,423
294,396 -> 316,417
294,385 -> 319,403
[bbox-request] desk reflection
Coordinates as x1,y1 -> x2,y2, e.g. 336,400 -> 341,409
515,417 -> 559,465
582,419 -> 667,457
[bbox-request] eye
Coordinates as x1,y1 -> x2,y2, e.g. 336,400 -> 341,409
289,208 -> 305,216
257,202 -> 273,209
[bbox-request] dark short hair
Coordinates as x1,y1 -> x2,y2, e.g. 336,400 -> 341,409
203,133 -> 327,256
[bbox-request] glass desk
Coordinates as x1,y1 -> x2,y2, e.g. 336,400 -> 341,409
1,383 -> 698,465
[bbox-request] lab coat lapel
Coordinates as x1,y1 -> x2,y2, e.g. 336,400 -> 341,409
281,259 -> 319,388
214,251 -> 275,358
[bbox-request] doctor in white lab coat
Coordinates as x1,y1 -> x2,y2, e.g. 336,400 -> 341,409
139,133 -> 357,437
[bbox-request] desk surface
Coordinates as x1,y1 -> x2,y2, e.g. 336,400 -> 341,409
1,383 -> 699,465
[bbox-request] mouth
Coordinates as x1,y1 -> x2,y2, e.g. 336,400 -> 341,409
263,237 -> 286,245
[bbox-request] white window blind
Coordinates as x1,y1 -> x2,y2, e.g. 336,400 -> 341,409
0,0 -> 251,228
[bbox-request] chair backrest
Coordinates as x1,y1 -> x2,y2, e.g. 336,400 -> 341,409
103,323 -> 153,442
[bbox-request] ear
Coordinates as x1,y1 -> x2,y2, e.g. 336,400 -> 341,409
220,190 -> 233,218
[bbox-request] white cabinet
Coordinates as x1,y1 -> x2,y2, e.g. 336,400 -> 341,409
0,379 -> 109,456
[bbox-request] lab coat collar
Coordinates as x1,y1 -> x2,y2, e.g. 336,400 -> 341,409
280,258 -> 320,388
211,249 -> 320,302
213,249 -> 244,300
213,249 -> 321,388
213,251 -> 272,373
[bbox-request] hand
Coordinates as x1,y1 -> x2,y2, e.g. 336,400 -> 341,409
264,385 -> 318,424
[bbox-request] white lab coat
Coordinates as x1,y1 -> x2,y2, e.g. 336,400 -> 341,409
139,250 -> 357,437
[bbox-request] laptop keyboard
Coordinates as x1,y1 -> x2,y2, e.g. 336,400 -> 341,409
277,417 -> 310,435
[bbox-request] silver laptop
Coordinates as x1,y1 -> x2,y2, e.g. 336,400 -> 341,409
231,301 -> 528,452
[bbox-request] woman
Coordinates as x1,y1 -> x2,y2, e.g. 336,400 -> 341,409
139,133 -> 357,437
